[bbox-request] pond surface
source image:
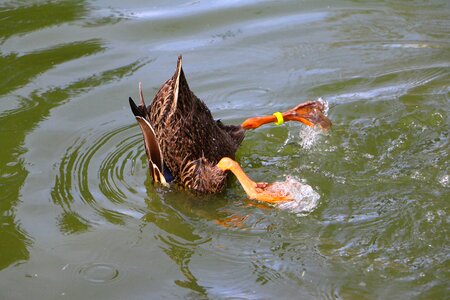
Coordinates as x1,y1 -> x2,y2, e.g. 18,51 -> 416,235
0,0 -> 449,299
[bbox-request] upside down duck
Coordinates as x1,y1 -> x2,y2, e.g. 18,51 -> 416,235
129,56 -> 331,204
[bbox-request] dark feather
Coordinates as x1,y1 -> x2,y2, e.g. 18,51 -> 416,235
129,55 -> 245,193
134,115 -> 167,186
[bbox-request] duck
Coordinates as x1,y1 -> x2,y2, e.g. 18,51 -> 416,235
129,55 -> 331,204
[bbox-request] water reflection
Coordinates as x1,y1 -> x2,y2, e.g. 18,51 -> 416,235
49,60 -> 148,233
0,39 -> 104,96
0,23 -> 144,271
0,0 -> 96,270
141,195 -> 208,294
0,1 -> 87,41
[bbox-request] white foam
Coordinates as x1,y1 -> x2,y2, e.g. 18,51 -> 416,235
439,174 -> 449,188
270,176 -> 320,215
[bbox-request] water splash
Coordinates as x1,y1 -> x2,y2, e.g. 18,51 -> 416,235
274,98 -> 327,213
439,174 -> 449,188
282,98 -> 329,150
271,176 -> 320,215
297,125 -> 325,150
300,98 -> 329,149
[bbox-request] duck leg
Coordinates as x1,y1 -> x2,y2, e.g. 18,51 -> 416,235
217,157 -> 292,204
240,100 -> 331,130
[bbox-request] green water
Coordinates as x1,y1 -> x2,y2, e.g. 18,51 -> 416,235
0,0 -> 448,299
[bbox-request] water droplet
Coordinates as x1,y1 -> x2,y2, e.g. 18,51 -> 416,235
425,211 -> 434,222
439,174 -> 448,187
363,153 -> 374,159
298,125 -> 323,149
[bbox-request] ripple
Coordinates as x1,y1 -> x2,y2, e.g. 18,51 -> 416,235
214,86 -> 272,113
77,262 -> 120,284
51,122 -> 150,231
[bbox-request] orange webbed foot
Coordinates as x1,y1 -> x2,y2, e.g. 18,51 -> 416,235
241,99 -> 331,131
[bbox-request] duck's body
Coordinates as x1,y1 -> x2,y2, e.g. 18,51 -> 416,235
130,56 -> 243,193
129,56 -> 331,202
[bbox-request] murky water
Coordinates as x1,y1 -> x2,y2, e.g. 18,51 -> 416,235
1,0 -> 449,299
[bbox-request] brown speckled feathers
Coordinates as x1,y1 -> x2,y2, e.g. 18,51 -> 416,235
129,56 -> 244,193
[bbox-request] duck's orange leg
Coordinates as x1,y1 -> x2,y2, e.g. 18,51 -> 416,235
217,157 -> 292,204
241,100 -> 331,130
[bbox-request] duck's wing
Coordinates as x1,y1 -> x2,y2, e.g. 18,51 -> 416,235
135,116 -> 168,186
130,97 -> 168,186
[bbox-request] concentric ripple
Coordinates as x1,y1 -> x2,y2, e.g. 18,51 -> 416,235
51,122 -> 151,231
77,262 -> 120,284
211,86 -> 273,114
